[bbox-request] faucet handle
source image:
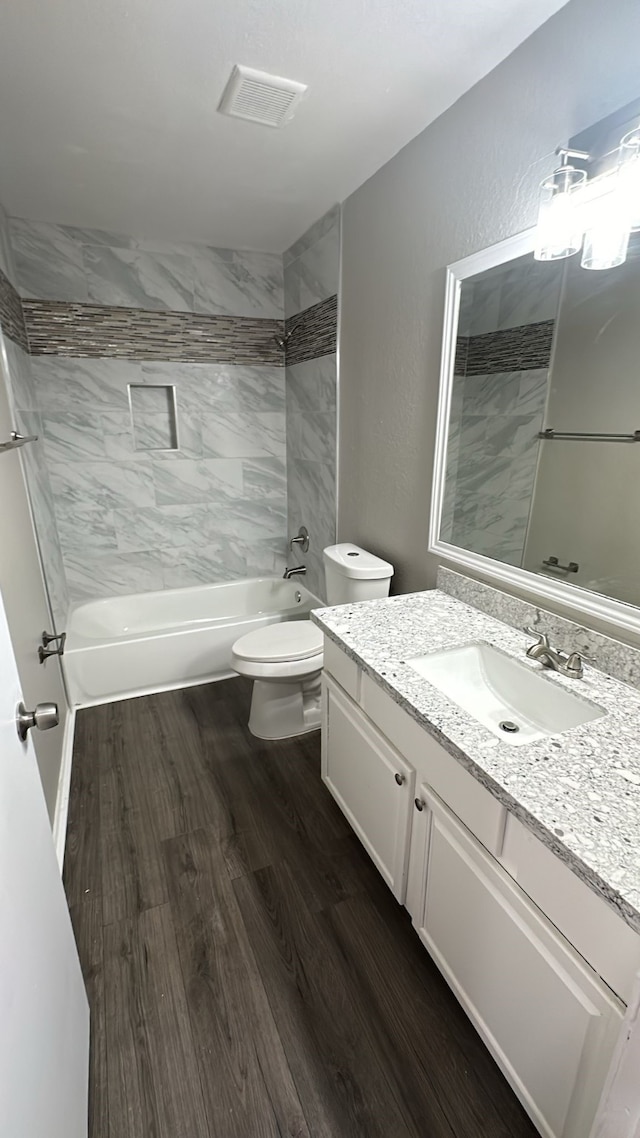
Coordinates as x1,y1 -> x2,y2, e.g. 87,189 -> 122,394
524,626 -> 549,649
289,526 -> 310,553
565,652 -> 585,678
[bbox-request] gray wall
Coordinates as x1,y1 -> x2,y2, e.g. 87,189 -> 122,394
338,0 -> 640,600
284,208 -> 339,600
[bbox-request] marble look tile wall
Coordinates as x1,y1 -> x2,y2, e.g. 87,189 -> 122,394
30,358 -> 288,603
12,219 -> 286,364
446,367 -> 548,565
5,219 -> 295,606
0,206 -> 69,626
10,219 -> 284,317
7,214 -> 342,608
284,207 -> 340,600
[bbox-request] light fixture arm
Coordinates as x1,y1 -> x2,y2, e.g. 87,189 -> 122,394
554,147 -> 590,166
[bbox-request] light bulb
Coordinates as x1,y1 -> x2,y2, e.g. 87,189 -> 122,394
581,177 -> 631,271
534,165 -> 586,261
617,126 -> 640,231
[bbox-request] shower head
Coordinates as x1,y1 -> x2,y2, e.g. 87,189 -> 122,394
274,331 -> 290,350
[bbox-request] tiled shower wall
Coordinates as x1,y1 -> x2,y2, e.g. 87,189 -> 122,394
441,259 -> 562,566
8,219 -> 289,607
0,206 -> 69,626
284,207 -> 340,600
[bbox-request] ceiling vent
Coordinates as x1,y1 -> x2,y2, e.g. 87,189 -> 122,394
218,65 -> 307,128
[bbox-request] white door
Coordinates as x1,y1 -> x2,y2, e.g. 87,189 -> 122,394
0,344 -> 68,824
0,584 -> 89,1138
322,674 -> 415,901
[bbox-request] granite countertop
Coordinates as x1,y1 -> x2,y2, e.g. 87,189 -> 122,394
311,589 -> 640,935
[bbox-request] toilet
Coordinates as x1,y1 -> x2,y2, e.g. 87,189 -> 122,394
231,543 -> 394,740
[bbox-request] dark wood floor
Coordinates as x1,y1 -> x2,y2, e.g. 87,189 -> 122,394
64,676 -> 539,1138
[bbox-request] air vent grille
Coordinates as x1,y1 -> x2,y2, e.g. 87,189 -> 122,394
218,65 -> 307,128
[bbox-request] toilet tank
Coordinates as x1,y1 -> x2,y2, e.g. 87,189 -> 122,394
323,544 -> 394,606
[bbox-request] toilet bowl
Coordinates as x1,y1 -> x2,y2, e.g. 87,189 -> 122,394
231,620 -> 324,739
232,543 -> 394,740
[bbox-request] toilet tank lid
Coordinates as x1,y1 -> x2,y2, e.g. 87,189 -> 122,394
323,543 -> 394,580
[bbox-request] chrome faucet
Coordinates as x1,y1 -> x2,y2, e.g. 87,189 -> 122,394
283,565 -> 307,579
524,627 -> 585,679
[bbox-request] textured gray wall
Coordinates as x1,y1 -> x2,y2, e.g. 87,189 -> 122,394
338,0 -> 640,597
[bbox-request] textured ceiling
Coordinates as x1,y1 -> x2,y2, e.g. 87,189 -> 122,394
0,0 -> 569,250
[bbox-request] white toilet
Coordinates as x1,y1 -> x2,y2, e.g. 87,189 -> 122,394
231,543 -> 394,740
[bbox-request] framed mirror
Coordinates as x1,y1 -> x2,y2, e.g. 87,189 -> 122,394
429,224 -> 640,637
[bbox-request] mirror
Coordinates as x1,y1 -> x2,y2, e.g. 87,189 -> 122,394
431,227 -> 640,631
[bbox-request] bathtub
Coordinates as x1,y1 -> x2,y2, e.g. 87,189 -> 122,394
63,577 -> 320,707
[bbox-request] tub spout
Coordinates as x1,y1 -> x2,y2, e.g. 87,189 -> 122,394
283,565 -> 307,579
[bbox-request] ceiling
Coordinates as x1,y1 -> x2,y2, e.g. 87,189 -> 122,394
0,0 -> 569,252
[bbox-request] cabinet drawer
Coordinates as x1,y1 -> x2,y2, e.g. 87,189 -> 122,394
322,675 -> 415,902
500,814 -> 640,1005
414,787 -> 624,1138
361,673 -> 506,856
322,637 -> 361,701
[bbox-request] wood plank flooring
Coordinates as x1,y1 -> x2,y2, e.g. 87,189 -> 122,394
64,677 -> 539,1138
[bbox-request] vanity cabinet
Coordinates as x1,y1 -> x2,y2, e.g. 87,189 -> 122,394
321,644 -> 629,1138
322,674 -> 415,900
410,784 -> 623,1138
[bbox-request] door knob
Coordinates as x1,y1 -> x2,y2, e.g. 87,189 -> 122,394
16,701 -> 59,742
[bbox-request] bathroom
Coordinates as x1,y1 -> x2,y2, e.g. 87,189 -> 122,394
1,0 -> 640,1135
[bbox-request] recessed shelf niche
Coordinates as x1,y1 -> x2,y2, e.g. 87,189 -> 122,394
128,384 -> 179,452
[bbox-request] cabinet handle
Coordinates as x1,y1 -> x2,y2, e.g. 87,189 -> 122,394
394,772 -> 405,786
414,798 -> 424,812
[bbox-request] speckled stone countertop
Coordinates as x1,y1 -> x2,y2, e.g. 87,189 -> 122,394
311,589 -> 640,935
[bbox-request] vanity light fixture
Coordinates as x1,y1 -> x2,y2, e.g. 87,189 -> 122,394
534,149 -> 588,262
534,125 -> 640,270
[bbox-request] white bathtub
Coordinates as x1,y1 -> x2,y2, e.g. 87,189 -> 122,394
63,577 -> 319,707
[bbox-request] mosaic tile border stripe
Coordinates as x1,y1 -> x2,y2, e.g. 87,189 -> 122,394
457,319 -> 554,377
285,294 -> 337,365
0,267 -> 29,352
454,335 -> 468,376
22,300 -> 285,364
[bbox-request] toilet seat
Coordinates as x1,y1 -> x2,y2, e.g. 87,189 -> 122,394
232,620 -> 323,664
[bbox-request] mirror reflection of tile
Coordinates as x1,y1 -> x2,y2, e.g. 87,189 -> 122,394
443,253 -> 563,567
443,234 -> 640,608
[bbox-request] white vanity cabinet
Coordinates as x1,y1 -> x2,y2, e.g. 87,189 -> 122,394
410,784 -> 623,1138
320,641 -> 630,1138
322,674 -> 415,900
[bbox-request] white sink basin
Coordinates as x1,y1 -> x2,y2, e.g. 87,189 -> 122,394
408,642 -> 604,745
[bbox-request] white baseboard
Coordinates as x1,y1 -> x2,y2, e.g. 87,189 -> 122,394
53,708 -> 76,874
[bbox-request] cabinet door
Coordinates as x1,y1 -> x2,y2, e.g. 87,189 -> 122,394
322,674 -> 415,901
410,784 -> 623,1138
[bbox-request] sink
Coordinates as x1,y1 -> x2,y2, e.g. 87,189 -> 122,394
408,642 -> 605,745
